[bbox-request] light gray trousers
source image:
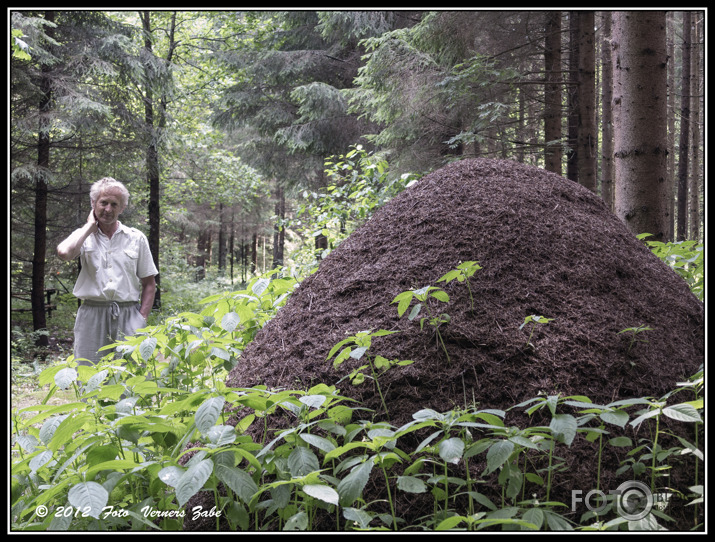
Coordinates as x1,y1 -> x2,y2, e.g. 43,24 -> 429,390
73,300 -> 147,366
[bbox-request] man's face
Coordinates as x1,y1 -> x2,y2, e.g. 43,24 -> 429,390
93,189 -> 126,226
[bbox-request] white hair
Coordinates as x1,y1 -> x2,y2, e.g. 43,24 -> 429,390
90,177 -> 129,208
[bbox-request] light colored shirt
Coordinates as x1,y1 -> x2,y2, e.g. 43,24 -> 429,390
73,221 -> 158,303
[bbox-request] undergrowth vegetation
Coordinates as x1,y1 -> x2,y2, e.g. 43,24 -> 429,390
10,151 -> 704,532
10,263 -> 704,532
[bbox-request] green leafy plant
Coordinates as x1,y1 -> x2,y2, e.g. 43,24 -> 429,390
617,324 -> 652,356
519,315 -> 554,349
393,285 -> 452,363
327,329 -> 412,420
638,234 -> 703,301
292,145 -> 419,268
437,260 -> 482,313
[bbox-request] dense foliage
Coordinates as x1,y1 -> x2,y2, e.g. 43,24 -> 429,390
10,265 -> 704,532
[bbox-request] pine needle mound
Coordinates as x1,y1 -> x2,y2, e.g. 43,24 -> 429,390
219,158 -> 703,530
227,158 -> 702,416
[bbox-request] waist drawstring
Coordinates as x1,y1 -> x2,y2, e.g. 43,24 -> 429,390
81,299 -> 138,319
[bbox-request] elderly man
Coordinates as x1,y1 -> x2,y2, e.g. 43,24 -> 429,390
57,177 -> 158,365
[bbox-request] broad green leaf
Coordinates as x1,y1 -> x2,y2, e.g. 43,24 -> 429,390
176,459 -> 213,507
139,337 -> 157,362
39,365 -> 64,388
396,475 -> 427,494
86,444 -> 119,466
195,396 -> 225,435
430,290 -> 449,303
84,369 -> 109,393
663,403 -> 702,423
543,510 -> 573,531
337,460 -> 373,506
15,434 -> 38,453
221,312 -> 240,332
251,278 -> 270,296
629,408 -> 660,428
207,425 -> 236,446
486,440 -> 514,474
437,270 -> 461,283
284,510 -> 308,531
299,432 -> 336,453
350,346 -> 368,360
158,466 -> 185,488
68,481 -> 108,519
29,450 -> 53,472
54,368 -> 77,390
49,412 -> 92,452
288,446 -> 320,478
408,303 -> 422,321
210,347 -> 231,361
392,291 -> 413,317
608,436 -> 633,447
550,414 -> 578,446
436,515 -> 465,530
439,437 -> 465,464
599,409 -> 630,428
303,484 -> 339,506
39,415 -> 69,445
215,464 -> 258,504
343,507 -> 373,529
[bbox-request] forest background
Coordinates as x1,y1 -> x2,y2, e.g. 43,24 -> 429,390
10,9 -> 705,369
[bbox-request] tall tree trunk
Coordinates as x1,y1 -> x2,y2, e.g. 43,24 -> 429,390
31,10 -> 55,350
141,10 -> 162,306
600,12 -> 614,211
272,185 -> 285,269
251,232 -> 258,275
577,11 -> 597,192
566,11 -> 579,182
195,229 -> 210,282
218,202 -> 227,271
676,11 -> 692,241
612,11 -> 669,240
666,12 -> 676,241
544,11 -> 562,175
688,12 -> 701,241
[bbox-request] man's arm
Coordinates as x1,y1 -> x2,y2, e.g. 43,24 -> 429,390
138,275 -> 157,320
57,210 -> 98,261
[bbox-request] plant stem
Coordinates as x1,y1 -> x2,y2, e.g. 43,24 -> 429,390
368,358 -> 389,419
380,462 -> 398,530
545,439 -> 554,502
436,329 -> 450,364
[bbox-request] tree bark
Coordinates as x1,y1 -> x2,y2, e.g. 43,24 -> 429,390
566,11 -> 579,183
666,12 -> 676,241
272,185 -> 285,268
600,12 -> 614,211
543,11 -> 562,175
141,11 -> 162,306
218,202 -> 227,271
577,11 -> 597,192
612,11 -> 669,240
688,12 -> 701,241
676,11 -> 692,241
31,10 -> 55,349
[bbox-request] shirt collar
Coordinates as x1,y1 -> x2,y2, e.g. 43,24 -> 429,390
97,220 -> 127,239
